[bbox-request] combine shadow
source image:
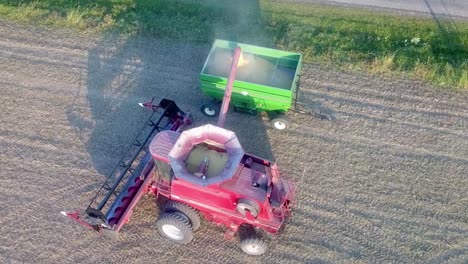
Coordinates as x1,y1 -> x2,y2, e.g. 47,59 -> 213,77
69,1 -> 276,177
65,0 -> 337,262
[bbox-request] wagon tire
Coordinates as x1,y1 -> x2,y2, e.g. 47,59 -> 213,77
156,212 -> 193,244
271,115 -> 290,131
201,104 -> 219,117
240,237 -> 268,255
164,201 -> 201,231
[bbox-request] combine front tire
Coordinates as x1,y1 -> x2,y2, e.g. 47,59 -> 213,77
240,237 -> 268,255
156,212 -> 193,244
164,201 -> 201,231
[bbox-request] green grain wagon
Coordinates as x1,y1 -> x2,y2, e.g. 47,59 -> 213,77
199,39 -> 303,130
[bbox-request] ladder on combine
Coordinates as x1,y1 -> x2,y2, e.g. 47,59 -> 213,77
62,98 -> 191,235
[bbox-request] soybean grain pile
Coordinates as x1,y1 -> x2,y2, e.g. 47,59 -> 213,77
1,20 -> 467,264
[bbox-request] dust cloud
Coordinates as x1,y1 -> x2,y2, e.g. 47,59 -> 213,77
204,48 -> 295,90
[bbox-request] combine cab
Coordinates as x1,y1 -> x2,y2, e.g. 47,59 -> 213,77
63,46 -> 296,255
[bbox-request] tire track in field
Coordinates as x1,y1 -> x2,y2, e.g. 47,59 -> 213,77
300,65 -> 468,108
1,18 -> 467,263
0,20 -> 237,264
262,63 -> 468,262
297,125 -> 468,165
0,24 -> 105,263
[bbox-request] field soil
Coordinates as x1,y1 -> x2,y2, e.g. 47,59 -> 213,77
1,20 -> 467,263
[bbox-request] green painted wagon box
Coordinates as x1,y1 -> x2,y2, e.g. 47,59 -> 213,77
200,39 -> 302,113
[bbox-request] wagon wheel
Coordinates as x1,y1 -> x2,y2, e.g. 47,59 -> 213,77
271,115 -> 290,131
156,212 -> 194,244
201,103 -> 219,117
164,201 -> 201,231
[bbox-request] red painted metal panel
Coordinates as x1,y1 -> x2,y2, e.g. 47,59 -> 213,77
169,174 -> 285,233
220,165 -> 267,203
150,130 -> 180,162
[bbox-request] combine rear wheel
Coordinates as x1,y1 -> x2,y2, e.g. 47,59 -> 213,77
240,237 -> 268,255
156,212 -> 193,244
164,201 -> 201,231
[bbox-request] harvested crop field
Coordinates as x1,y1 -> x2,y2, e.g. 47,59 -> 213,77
1,20 -> 467,263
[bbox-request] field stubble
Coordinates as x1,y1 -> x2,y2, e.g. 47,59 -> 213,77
0,20 -> 467,263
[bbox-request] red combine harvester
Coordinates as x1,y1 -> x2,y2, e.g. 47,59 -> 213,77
62,47 -> 295,255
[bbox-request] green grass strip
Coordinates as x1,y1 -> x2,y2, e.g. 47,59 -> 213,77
0,0 -> 466,88
260,0 -> 468,89
0,0 -> 269,43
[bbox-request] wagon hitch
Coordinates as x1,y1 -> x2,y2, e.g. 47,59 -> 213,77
291,105 -> 333,121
